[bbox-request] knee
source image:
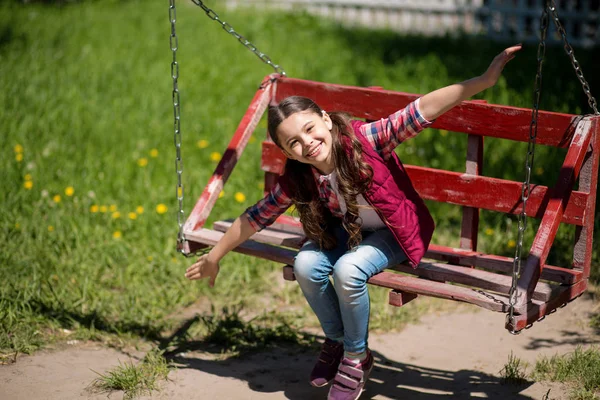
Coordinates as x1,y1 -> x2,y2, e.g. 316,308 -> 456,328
332,260 -> 368,293
294,250 -> 329,283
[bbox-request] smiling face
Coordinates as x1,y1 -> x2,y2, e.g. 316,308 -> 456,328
275,110 -> 334,174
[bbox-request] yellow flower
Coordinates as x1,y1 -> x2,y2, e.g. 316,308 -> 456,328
197,139 -> 209,149
128,212 -> 137,220
100,205 -> 108,213
24,174 -> 32,181
147,256 -> 153,261
258,182 -> 265,190
150,148 -> 159,158
109,204 -> 117,212
15,223 -> 20,229
113,231 -> 122,239
15,153 -> 23,162
14,144 -> 23,153
48,225 -> 54,232
210,152 -> 221,162
53,195 -> 61,203
484,228 -> 494,236
112,211 -> 121,219
65,186 -> 74,197
440,130 -> 448,137
234,192 -> 246,203
219,190 -> 225,199
137,157 -> 148,167
23,181 -> 33,190
508,239 -> 516,248
156,204 -> 168,214
136,206 -> 144,214
90,205 -> 99,213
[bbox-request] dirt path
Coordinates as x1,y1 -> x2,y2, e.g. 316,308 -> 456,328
1,295 -> 599,400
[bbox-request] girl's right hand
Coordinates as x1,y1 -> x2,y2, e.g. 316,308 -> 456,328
185,254 -> 220,287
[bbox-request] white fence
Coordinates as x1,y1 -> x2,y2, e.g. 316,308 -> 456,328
224,0 -> 600,47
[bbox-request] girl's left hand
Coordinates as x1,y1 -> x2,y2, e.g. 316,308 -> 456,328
482,44 -> 522,87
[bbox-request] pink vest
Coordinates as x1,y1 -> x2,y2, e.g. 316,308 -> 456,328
350,120 -> 435,267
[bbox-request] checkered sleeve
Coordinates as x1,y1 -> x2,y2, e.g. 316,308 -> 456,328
244,182 -> 293,231
360,98 -> 434,161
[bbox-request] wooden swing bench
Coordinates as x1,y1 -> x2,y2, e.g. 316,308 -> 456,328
182,75 -> 600,333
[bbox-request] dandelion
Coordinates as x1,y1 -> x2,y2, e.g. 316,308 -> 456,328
156,204 -> 168,214
137,157 -> 148,167
111,211 -> 121,219
219,190 -> 225,199
136,206 -> 144,214
234,192 -> 246,203
109,204 -> 117,212
41,190 -> 48,198
197,139 -> 209,149
15,223 -> 20,229
65,186 -> 74,197
100,205 -> 108,213
508,239 -> 516,248
48,225 -> 55,232
113,231 -> 122,239
440,130 -> 448,137
147,256 -> 153,261
128,212 -> 137,220
172,257 -> 178,263
14,144 -> 23,153
485,228 -> 494,236
53,195 -> 61,203
150,148 -> 159,158
23,181 -> 33,190
24,174 -> 32,181
210,152 -> 221,162
90,205 -> 99,213
15,153 -> 23,162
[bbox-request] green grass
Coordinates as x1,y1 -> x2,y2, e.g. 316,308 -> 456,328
532,347 -> 600,400
499,351 -> 529,385
1,0 -> 599,366
89,348 -> 172,399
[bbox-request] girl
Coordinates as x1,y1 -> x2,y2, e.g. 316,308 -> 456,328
186,45 -> 521,400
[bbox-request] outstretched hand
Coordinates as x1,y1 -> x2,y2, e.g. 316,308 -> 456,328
185,254 -> 220,287
482,44 -> 522,87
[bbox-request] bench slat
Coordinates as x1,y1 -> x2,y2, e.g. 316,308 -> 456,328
211,220 -> 581,285
274,77 -> 579,147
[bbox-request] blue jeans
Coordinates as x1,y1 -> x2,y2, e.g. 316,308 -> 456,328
294,226 -> 407,354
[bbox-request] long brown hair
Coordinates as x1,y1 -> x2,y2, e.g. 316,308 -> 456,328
268,96 -> 373,250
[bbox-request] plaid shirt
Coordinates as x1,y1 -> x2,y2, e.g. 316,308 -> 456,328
245,98 -> 433,231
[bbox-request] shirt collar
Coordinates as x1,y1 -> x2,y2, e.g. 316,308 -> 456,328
311,166 -> 331,186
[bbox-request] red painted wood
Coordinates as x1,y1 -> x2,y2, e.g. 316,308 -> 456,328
274,77 -> 580,147
260,142 -> 588,225
388,290 -> 418,307
572,118 -> 600,280
460,134 -> 484,252
506,279 -> 587,332
183,77 -> 274,233
516,118 -> 594,305
283,265 -> 295,281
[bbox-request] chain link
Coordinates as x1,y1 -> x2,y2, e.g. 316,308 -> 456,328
190,0 -> 287,76
548,0 -> 599,115
170,0 -> 187,254
507,2 -> 549,334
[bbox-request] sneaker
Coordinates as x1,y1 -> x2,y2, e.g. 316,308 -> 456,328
310,338 -> 344,387
327,350 -> 374,400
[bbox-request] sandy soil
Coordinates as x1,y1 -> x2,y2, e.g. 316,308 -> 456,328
1,294 -> 599,400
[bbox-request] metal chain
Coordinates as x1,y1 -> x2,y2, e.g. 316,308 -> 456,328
548,0 -> 599,115
506,2 -> 550,334
169,0 -> 186,254
190,0 -> 287,76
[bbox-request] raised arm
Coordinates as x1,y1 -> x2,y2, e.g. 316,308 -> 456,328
418,45 -> 521,121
